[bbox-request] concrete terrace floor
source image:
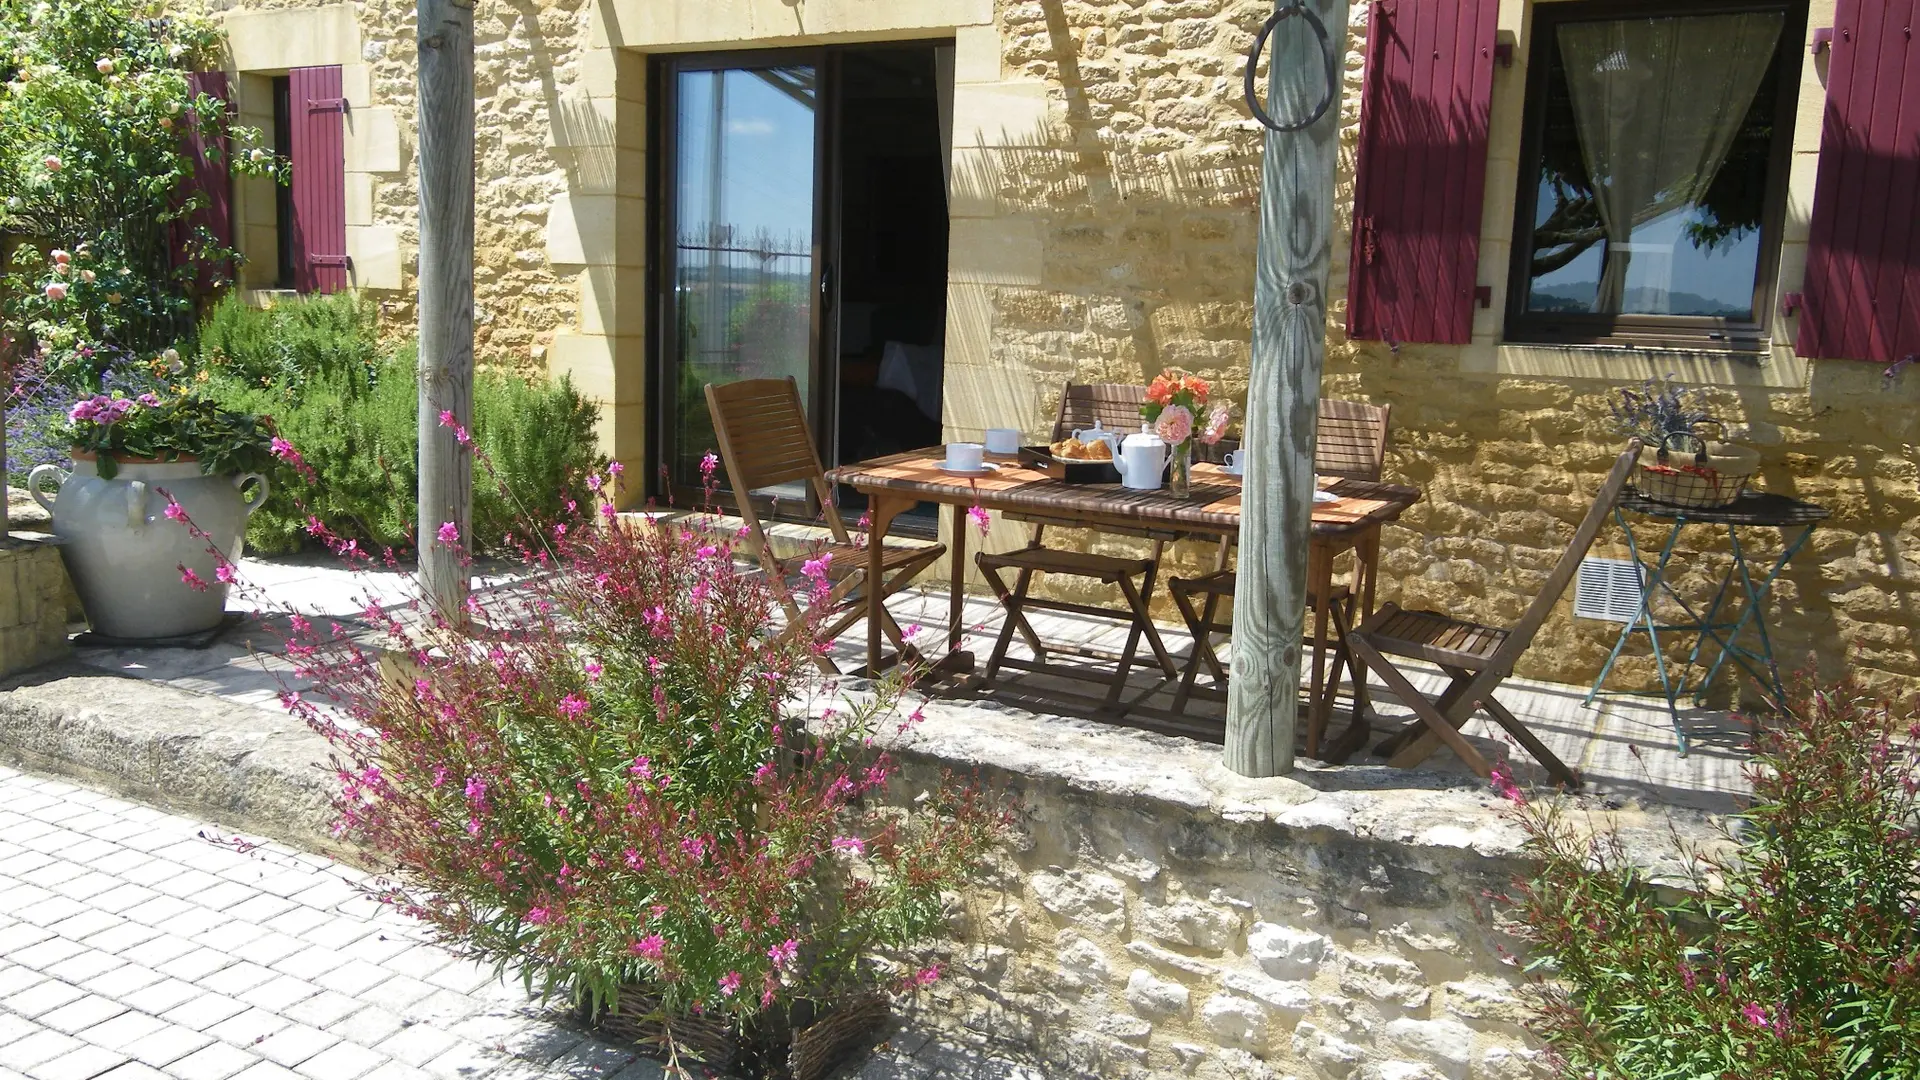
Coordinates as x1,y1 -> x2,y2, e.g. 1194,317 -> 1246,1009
80,551 -> 1754,816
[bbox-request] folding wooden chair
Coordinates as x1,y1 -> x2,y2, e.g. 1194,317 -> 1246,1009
1348,444 -> 1641,788
976,384 -> 1178,709
1167,400 -> 1393,736
705,378 -> 946,676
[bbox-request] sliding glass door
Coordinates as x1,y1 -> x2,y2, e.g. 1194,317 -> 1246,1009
656,55 -> 823,498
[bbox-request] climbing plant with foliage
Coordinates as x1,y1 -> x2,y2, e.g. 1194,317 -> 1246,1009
0,0 -> 282,378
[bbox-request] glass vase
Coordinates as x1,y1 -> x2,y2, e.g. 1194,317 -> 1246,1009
1169,440 -> 1193,498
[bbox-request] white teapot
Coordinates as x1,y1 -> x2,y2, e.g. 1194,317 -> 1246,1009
1115,430 -> 1169,491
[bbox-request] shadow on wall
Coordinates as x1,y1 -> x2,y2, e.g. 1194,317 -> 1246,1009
945,0 -> 1283,440
504,0 -> 622,343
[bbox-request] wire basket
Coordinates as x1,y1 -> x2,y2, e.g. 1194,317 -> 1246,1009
582,988 -> 888,1080
1633,431 -> 1759,510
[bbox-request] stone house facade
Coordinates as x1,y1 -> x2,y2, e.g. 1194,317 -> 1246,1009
188,0 -> 1918,697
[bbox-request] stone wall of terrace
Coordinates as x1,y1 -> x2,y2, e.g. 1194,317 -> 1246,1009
870,694 -> 1710,1080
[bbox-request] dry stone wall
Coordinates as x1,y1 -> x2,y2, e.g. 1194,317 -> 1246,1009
0,540 -> 71,679
877,697 -> 1605,1080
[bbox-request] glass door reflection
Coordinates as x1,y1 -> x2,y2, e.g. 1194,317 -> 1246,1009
666,63 -> 819,497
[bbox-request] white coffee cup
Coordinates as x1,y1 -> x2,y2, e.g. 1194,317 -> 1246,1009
1224,449 -> 1247,475
984,428 -> 1020,455
945,442 -> 985,472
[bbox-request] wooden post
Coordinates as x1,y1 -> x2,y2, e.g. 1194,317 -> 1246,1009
415,0 -> 475,618
1226,0 -> 1350,777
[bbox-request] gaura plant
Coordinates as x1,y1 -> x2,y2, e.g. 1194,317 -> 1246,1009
265,464 -> 1006,1036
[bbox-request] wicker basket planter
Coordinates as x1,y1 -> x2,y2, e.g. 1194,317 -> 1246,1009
580,988 -> 889,1080
1633,432 -> 1760,510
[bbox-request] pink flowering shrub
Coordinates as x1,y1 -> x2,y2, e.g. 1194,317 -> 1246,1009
1495,680 -> 1920,1079
279,494 -> 1005,1036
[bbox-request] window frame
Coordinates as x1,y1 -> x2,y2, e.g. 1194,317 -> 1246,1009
1503,0 -> 1808,351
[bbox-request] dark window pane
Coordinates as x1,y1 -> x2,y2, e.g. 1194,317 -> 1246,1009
1523,11 -> 1786,320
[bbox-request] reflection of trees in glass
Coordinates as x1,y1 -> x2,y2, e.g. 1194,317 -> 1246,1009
728,280 -> 809,374
1529,21 -> 1781,284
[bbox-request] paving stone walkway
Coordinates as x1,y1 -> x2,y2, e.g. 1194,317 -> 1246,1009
0,768 -> 1035,1080
0,767 -> 660,1080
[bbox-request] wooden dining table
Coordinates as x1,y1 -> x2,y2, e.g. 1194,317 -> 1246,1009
828,449 -> 1422,741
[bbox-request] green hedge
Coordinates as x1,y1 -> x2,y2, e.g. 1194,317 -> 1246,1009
201,296 -> 600,556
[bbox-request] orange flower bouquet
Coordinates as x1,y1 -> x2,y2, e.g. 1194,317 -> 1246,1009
1142,370 -> 1231,497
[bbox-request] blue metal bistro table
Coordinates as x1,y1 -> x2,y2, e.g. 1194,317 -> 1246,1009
1585,489 -> 1829,752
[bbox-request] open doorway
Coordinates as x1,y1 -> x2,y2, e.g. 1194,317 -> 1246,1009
831,48 -> 951,478
649,43 -> 953,517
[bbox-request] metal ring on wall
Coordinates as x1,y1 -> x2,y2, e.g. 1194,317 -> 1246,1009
1243,1 -> 1339,133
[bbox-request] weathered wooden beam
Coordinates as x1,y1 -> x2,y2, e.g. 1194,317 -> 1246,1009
1226,0 -> 1350,778
415,0 -> 475,618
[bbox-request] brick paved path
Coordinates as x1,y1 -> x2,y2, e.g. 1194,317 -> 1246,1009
0,767 -> 660,1080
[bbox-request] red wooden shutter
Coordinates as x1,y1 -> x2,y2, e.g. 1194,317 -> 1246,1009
1796,0 -> 1920,364
178,71 -> 233,292
288,65 -> 349,294
1346,0 -> 1501,345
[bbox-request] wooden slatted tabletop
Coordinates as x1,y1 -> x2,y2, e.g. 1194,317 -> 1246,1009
829,451 -> 1421,537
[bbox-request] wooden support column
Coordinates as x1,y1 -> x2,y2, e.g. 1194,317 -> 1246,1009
415,0 -> 475,618
1226,0 -> 1350,777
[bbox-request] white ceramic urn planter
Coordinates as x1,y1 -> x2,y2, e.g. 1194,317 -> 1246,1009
28,454 -> 268,640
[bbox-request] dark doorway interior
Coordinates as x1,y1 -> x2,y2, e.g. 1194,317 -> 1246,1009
649,44 -> 951,516
833,47 -> 951,477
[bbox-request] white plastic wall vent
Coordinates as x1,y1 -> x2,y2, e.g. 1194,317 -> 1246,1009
1573,557 -> 1645,623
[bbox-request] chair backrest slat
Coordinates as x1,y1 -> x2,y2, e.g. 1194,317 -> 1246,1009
1490,444 -> 1640,671
1315,398 -> 1392,481
707,379 -> 824,492
705,378 -> 848,548
1051,383 -> 1148,442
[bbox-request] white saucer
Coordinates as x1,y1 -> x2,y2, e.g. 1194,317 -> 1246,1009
1313,489 -> 1340,504
938,462 -> 999,475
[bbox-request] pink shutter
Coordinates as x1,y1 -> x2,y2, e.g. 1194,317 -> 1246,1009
177,71 -> 233,292
1796,0 -> 1920,364
1346,0 -> 1500,345
288,65 -> 349,294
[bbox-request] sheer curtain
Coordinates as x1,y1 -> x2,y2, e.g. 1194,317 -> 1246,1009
1557,12 -> 1784,313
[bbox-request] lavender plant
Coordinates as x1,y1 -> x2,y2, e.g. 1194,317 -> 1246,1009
1607,375 -> 1714,453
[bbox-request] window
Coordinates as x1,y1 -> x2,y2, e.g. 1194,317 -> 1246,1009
1507,0 -> 1806,349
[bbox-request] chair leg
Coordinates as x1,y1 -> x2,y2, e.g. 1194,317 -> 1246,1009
1373,670 -> 1476,758
1196,588 -> 1230,683
1345,637 -> 1493,777
1170,584 -> 1215,714
1480,695 -> 1581,789
977,561 -> 1023,684
771,559 -> 844,676
1104,572 -> 1164,709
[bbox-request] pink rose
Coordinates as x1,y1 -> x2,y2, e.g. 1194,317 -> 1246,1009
1153,404 -> 1194,446
95,58 -> 114,75
43,282 -> 67,301
42,155 -> 61,172
1200,403 -> 1231,446
50,249 -> 69,263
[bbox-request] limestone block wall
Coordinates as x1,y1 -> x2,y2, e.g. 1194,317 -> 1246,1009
938,0 -> 1920,697
878,698 -> 1608,1080
0,540 -> 72,678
